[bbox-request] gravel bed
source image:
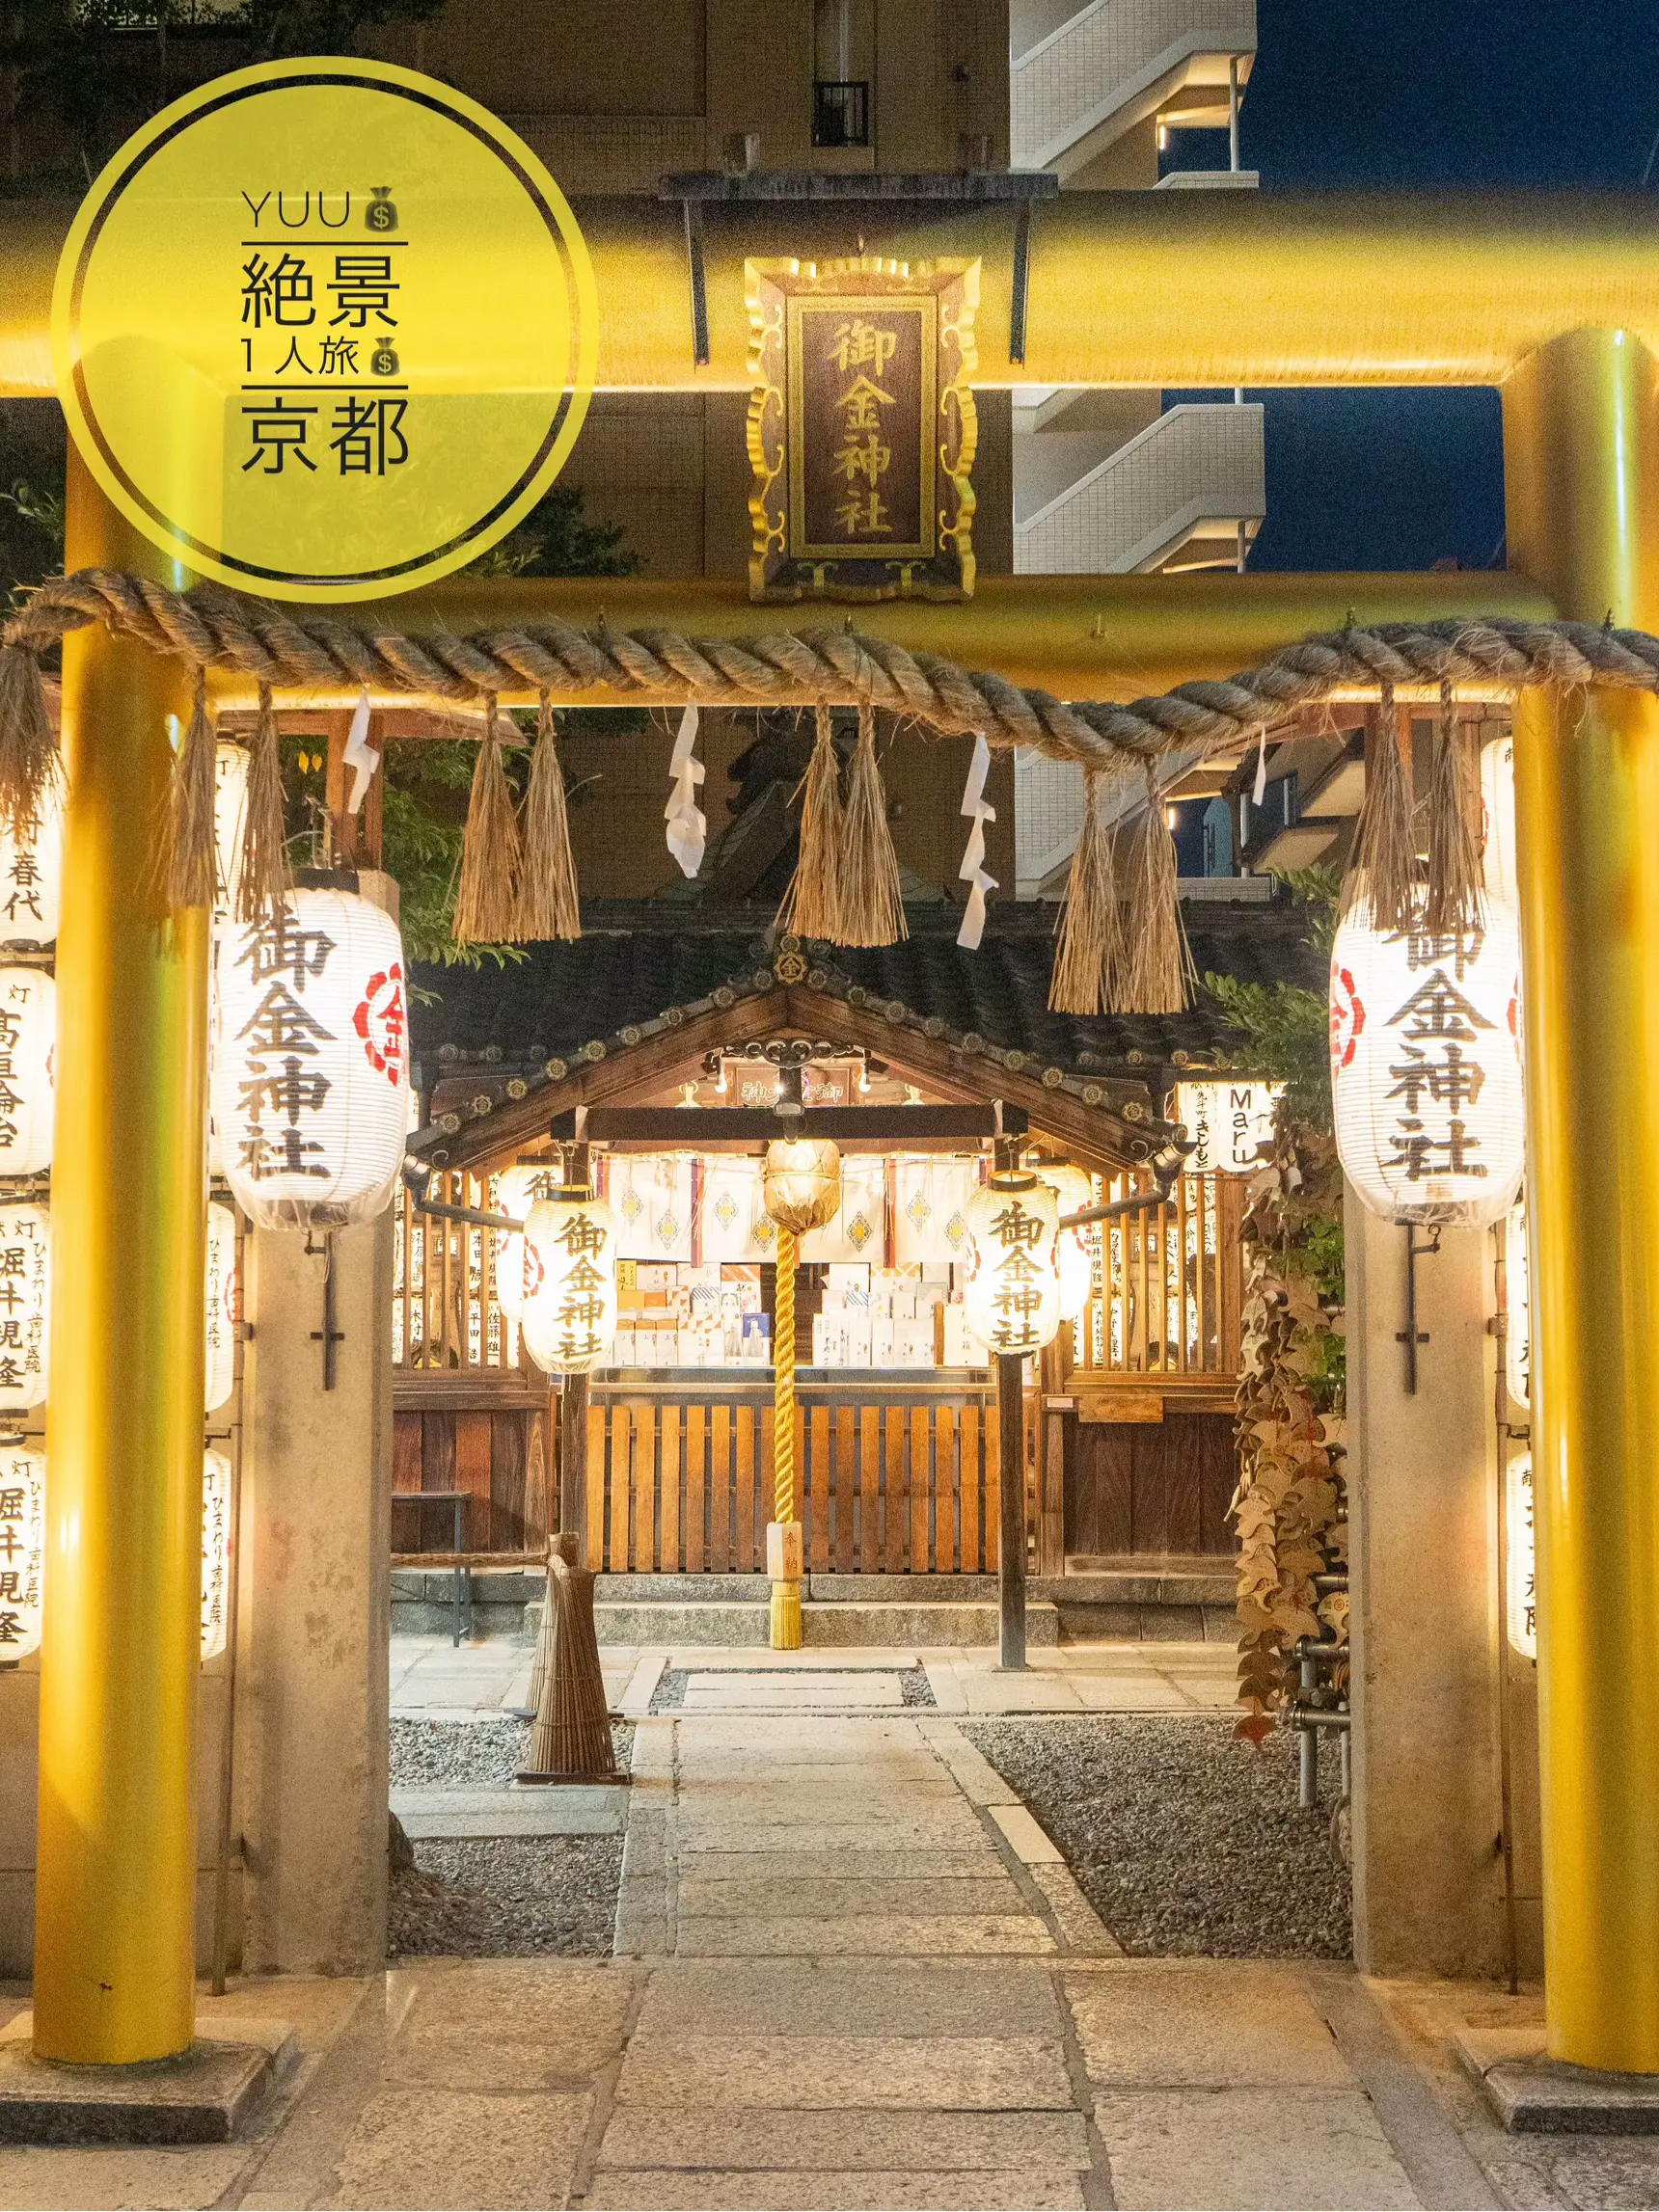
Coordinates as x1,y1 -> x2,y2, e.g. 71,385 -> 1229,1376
648,1666 -> 936,1712
965,1715 -> 1350,1959
389,1836 -> 623,1958
391,1716 -> 634,1787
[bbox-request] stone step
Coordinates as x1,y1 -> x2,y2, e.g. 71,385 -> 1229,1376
528,1597 -> 1062,1648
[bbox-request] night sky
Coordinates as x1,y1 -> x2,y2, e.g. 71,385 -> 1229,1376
1166,0 -> 1659,572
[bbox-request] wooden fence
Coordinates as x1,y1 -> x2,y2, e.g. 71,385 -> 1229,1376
584,1389 -> 1003,1575
1070,1171 -> 1244,1385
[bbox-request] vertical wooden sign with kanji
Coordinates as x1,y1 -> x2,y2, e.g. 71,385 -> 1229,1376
746,256 -> 978,602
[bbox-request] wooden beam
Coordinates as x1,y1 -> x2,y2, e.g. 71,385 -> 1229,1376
571,1104 -> 1010,1148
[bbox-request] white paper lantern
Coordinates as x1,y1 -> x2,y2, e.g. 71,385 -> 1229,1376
1329,901 -> 1525,1228
1037,1164 -> 1095,1323
201,1448 -> 233,1662
204,1199 -> 237,1414
214,741 -> 250,918
1481,737 -> 1517,903
0,1440 -> 45,1660
0,1203 -> 48,1412
965,1175 -> 1062,1359
1505,1195 -> 1531,1411
1176,1079 -> 1283,1175
522,1190 -> 619,1375
213,889 -> 410,1230
0,783 -> 63,948
0,968 -> 54,1177
493,1163 -> 560,1326
1506,1450 -> 1537,1660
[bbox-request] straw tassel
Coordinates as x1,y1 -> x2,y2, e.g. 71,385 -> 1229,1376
836,703 -> 908,948
1049,769 -> 1122,1015
1342,681 -> 1417,933
236,681 -> 290,925
1118,769 -> 1192,1015
0,645 -> 61,848
1423,678 -> 1484,934
453,694 -> 523,945
513,693 -> 582,941
155,666 -> 218,913
776,704 -> 843,941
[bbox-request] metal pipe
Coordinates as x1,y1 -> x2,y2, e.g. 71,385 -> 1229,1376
1298,1647 -> 1319,1808
1228,57 -> 1240,174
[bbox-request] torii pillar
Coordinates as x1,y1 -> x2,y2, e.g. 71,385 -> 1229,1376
1504,329 -> 1659,2072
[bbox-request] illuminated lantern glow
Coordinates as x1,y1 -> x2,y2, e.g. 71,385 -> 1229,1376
965,1174 -> 1062,1358
762,1139 -> 842,1234
1037,1163 -> 1096,1323
201,1448 -> 233,1661
0,1440 -> 44,1659
213,889 -> 410,1231
204,1199 -> 238,1413
1506,1450 -> 1537,1660
493,1162 -> 560,1326
1329,902 -> 1525,1228
522,1189 -> 619,1374
1505,1195 -> 1531,1411
0,782 -> 63,948
214,740 -> 250,917
1481,737 -> 1517,903
1175,1079 -> 1283,1174
0,1203 -> 48,1411
0,968 -> 54,1176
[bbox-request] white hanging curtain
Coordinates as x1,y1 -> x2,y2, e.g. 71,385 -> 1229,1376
608,1153 -> 695,1261
801,1154 -> 886,1264
700,1157 -> 773,1263
892,1156 -> 978,1267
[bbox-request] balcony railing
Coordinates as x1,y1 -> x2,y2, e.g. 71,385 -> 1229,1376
813,80 -> 870,148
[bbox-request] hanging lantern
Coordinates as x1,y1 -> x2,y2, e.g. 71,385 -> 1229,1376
1506,1450 -> 1537,1660
0,1203 -> 48,1411
965,1173 -> 1062,1359
0,1438 -> 45,1660
1481,737 -> 1517,903
1175,1079 -> 1283,1174
0,968 -> 54,1177
522,1188 -> 619,1374
493,1163 -> 560,1326
762,1139 -> 842,1233
1505,1194 -> 1531,1411
1329,900 -> 1525,1228
201,1448 -> 233,1662
0,782 -> 63,949
204,1199 -> 237,1414
1037,1163 -> 1096,1323
213,888 -> 410,1231
214,740 -> 250,917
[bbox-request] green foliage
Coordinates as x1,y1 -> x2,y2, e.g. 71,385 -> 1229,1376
1199,865 -> 1341,1134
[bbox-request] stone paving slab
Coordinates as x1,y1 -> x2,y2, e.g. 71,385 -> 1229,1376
323,2085 -> 591,2210
388,1786 -> 627,1839
1065,1963 -> 1357,2090
989,1801 -> 1063,1863
674,1875 -> 1028,1918
677,1848 -> 999,1883
584,2170 -> 1087,2209
594,2106 -> 1092,2173
1091,2086 -> 1419,2210
634,1958 -> 1068,2039
613,2033 -> 1075,2111
673,1914 -> 1055,1957
682,1675 -> 906,1710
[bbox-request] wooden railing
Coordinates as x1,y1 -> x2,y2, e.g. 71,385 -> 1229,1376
584,1384 -> 1004,1576
1071,1171 -> 1243,1384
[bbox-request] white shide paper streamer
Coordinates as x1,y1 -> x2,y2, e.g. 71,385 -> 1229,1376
956,734 -> 998,950
666,703 -> 706,878
343,686 -> 381,815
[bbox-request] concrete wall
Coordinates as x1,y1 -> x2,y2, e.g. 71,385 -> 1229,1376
1346,1190 -> 1542,1981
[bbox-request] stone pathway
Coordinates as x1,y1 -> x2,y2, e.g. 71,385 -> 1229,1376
12,1652 -> 1658,2208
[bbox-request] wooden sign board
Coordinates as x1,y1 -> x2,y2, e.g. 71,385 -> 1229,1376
746,256 -> 978,603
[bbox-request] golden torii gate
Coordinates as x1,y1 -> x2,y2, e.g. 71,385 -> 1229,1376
1,184 -> 1655,2074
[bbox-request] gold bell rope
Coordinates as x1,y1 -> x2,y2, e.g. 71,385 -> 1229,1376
452,691 -> 522,946
1423,676 -> 1485,933
1049,768 -> 1123,1017
772,1225 -> 797,1530
837,702 -> 908,948
776,704 -> 843,941
1341,681 -> 1417,933
235,679 -> 290,924
513,691 -> 582,941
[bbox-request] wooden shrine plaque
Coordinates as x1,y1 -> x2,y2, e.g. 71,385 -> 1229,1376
746,256 -> 978,603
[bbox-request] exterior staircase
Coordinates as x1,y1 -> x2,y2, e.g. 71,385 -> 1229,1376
1011,0 -> 1256,179
1014,400 -> 1264,575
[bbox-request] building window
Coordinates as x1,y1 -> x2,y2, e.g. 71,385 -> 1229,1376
813,80 -> 870,148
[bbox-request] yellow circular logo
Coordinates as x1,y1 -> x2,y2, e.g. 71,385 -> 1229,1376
53,60 -> 598,602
